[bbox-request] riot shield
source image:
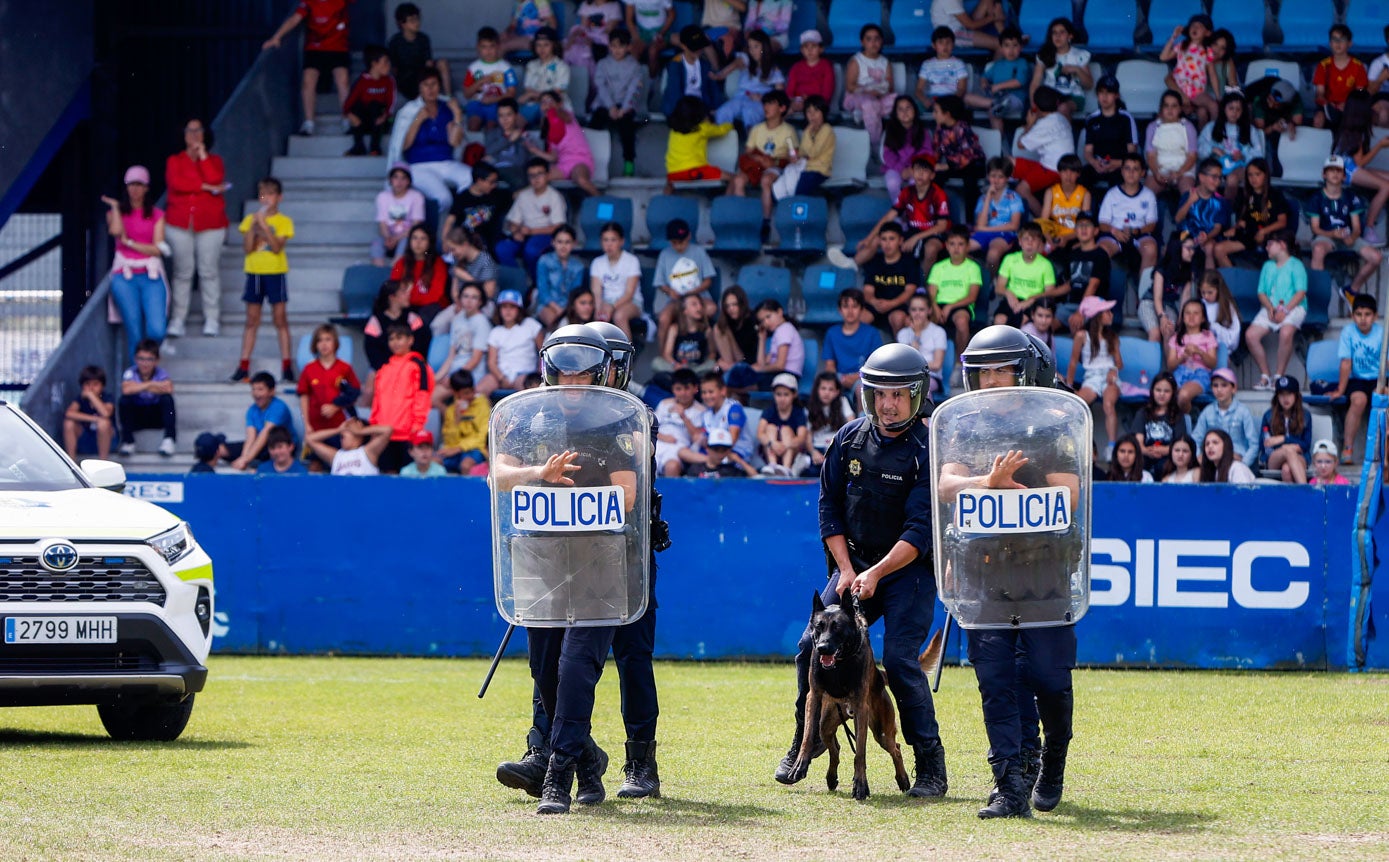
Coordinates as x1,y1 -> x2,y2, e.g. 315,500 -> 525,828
489,386 -> 651,627
930,387 -> 1092,629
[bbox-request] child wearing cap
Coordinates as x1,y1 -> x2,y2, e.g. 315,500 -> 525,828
1065,294 -> 1122,456
481,289 -> 544,395
1309,155 -> 1384,299
693,426 -> 757,477
1081,75 -> 1138,192
1328,293 -> 1384,464
1309,440 -> 1351,485
190,432 -> 226,474
1260,374 -> 1311,483
1193,367 -> 1260,465
400,430 -> 448,477
372,164 -> 426,266
786,30 -> 832,115
1244,229 -> 1307,390
756,372 -> 810,476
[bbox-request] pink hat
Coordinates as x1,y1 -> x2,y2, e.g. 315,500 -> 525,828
1212,368 -> 1237,386
1078,295 -> 1116,320
123,165 -> 151,185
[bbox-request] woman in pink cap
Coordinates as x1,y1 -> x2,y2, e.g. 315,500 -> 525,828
164,117 -> 229,338
101,165 -> 168,361
1065,294 -> 1122,460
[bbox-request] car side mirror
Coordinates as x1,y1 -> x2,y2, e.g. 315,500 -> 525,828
80,459 -> 127,492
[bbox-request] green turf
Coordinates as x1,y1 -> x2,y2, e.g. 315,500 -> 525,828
0,657 -> 1385,861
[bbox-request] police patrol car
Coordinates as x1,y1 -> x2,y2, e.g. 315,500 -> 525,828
0,402 -> 213,740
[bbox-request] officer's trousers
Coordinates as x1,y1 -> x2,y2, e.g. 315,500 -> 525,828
795,565 -> 942,749
528,625 -> 616,759
966,625 -> 1076,765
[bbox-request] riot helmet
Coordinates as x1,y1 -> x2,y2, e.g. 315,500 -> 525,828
540,324 -> 612,386
585,321 -> 634,390
960,325 -> 1045,391
858,343 -> 928,432
1024,332 -> 1058,389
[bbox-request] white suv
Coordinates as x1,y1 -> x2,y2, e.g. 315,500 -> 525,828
0,402 -> 214,740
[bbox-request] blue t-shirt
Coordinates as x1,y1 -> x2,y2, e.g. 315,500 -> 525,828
1179,193 -> 1232,237
257,458 -> 307,475
1338,322 -> 1384,380
246,397 -> 298,448
406,101 -> 459,164
974,189 -> 1026,229
1308,189 -> 1365,233
822,324 -> 884,376
984,57 -> 1030,89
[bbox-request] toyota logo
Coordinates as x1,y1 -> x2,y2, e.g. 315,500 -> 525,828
40,542 -> 79,572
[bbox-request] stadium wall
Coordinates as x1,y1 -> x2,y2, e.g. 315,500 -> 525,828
123,476 -> 1379,670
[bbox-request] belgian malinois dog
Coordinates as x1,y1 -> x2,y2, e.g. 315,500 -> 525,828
788,592 -> 911,800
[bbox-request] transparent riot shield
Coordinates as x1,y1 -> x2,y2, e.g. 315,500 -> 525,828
930,387 -> 1092,629
489,386 -> 651,627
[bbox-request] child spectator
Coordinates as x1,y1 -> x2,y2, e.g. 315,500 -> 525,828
1129,371 -> 1190,476
1107,435 -> 1153,482
881,96 -> 936,202
1147,236 -> 1196,343
1145,90 -> 1199,196
925,227 -> 981,356
257,427 -> 308,474
1040,154 -> 1090,255
1014,87 -> 1077,216
190,433 -> 225,474
744,0 -> 792,48
756,372 -> 809,475
1174,158 -> 1231,263
749,298 -> 804,387
626,0 -> 674,77
1065,295 -> 1122,455
483,99 -> 541,189
805,371 -> 855,475
102,166 -> 168,363
371,323 -> 436,473
1212,158 -> 1288,268
389,3 -> 450,101
590,221 -> 643,337
897,294 -> 948,395
1370,25 -> 1389,127
233,177 -> 294,383
400,70 -> 473,211
1021,299 -> 1057,355
915,27 -> 969,112
391,224 -> 449,320
1247,76 -> 1304,146
1244,230 -> 1307,390
1159,14 -> 1216,126
1199,428 -> 1256,483
786,30 -> 832,115
1081,75 -> 1138,192
970,156 -> 1026,271
518,28 -> 571,126
698,370 -> 756,461
439,228 -> 500,331
857,222 -> 922,333
1331,90 -> 1389,245
930,96 -> 986,214
263,0 -> 352,137
967,28 -> 1028,132
436,283 -> 492,394
661,27 -> 725,119
229,372 -> 299,471
1198,93 -> 1264,199
343,45 -> 396,156
653,219 -> 717,345
842,24 -> 895,154
776,95 -> 834,199
590,27 -> 643,177
692,426 -> 757,477
931,0 -> 1004,51
653,368 -> 708,477
1314,24 -> 1369,130
371,164 -> 426,266
365,280 -> 430,371
1057,211 -> 1108,333
665,95 -> 735,187
438,369 -> 492,474
464,28 -> 520,131
565,0 -> 624,77
822,289 -> 883,391
533,91 -> 600,196
1309,155 -> 1384,298
732,90 -> 797,242
1097,153 -> 1161,283
1162,435 -> 1200,483
496,158 -> 568,277
400,430 -> 448,477
653,295 -> 719,380
994,221 -> 1063,327
859,156 -> 951,263
306,417 -> 393,476
534,225 -> 587,327
297,325 -> 360,451
557,286 -> 597,327
1193,368 -> 1259,465
1193,269 -> 1242,356
713,285 -> 760,367
117,339 -> 177,457
1260,375 -> 1312,483
1328,293 -> 1384,464
1205,29 -> 1238,102
715,29 -> 785,128
481,290 -> 545,394
1029,17 -> 1092,118
63,365 -> 114,459
1309,439 -> 1351,485
443,163 -> 510,251
501,0 -> 559,54
1166,298 -> 1218,413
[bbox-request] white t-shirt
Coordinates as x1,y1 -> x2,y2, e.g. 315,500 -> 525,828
917,57 -> 968,98
1018,112 -> 1075,171
930,0 -> 966,29
375,188 -> 426,238
1040,47 -> 1091,99
590,251 -> 641,304
1098,185 -> 1159,232
627,0 -> 673,31
487,318 -> 544,380
505,187 -> 567,231
1369,53 -> 1389,93
655,397 -> 707,449
332,447 -> 381,476
896,323 -> 948,365
467,59 -> 515,100
448,310 -> 493,373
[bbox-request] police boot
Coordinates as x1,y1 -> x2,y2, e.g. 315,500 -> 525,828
497,732 -> 550,798
774,719 -> 826,785
977,757 -> 1033,819
575,740 -> 609,805
616,740 -> 662,798
536,752 -> 577,815
907,740 -> 948,798
1020,746 -> 1042,795
1032,690 -> 1073,813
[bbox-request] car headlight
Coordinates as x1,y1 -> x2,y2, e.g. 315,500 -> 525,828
148,522 -> 196,565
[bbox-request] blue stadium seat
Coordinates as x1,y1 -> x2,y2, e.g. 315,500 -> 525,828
1274,128 -> 1335,189
800,336 -> 820,395
496,265 -> 529,300
1083,1 -> 1139,50
737,264 -> 793,308
1303,269 -> 1332,334
887,1 -> 933,53
1118,336 -> 1163,404
295,332 -> 355,371
1303,341 -> 1347,406
579,196 -> 634,252
711,196 -> 766,256
1019,0 -> 1073,51
1146,0 -> 1205,50
644,195 -> 700,253
838,193 -> 890,250
801,265 -> 858,326
772,196 -> 829,258
1209,0 -> 1263,52
427,333 -> 450,371
1346,1 -> 1389,53
1218,267 -> 1262,323
826,0 -> 875,54
787,0 -> 820,50
341,264 -> 391,318
1277,4 -> 1336,50
1053,335 -> 1074,374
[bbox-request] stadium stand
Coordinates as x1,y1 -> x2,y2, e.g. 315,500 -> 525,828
578,196 -> 634,252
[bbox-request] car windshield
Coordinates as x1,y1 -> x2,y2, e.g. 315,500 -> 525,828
0,407 -> 88,491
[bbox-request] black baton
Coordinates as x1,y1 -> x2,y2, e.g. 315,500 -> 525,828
477,623 -> 516,699
931,613 -> 952,693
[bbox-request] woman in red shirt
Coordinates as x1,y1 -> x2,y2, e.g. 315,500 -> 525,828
390,223 -> 449,321
164,117 -> 230,338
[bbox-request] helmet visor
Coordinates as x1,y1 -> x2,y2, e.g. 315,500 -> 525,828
859,380 -> 923,432
962,360 -> 1023,392
542,343 -> 609,385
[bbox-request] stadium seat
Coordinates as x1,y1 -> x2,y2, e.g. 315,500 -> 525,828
973,125 -> 1003,160
1019,0 -> 1073,51
1146,0 -> 1206,51
937,346 -> 954,399
887,1 -> 933,52
1114,60 -> 1169,119
801,265 -> 858,326
1083,1 -> 1140,50
1273,128 -> 1335,189
737,264 -> 793,308
772,196 -> 829,258
800,336 -> 820,394
1346,0 -> 1389,52
1243,59 -> 1302,92
644,195 -> 700,253
1081,62 -> 1103,115
578,196 -> 634,252
427,333 -> 450,371
1277,4 -> 1336,50
583,127 -> 610,186
1302,341 -> 1347,406
1209,0 -> 1264,52
568,63 -> 591,118
711,196 -> 766,256
671,131 -> 738,192
787,0 -> 820,50
295,332 -> 355,371
1303,269 -> 1332,334
1117,336 -> 1162,404
839,192 -> 890,250
824,126 -> 870,192
341,264 -> 391,318
496,265 -> 528,300
1218,266 -> 1263,323
826,0 -> 876,53
1053,335 -> 1074,373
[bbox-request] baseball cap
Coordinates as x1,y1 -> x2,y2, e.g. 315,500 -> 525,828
1268,79 -> 1297,105
800,29 -> 822,45
123,165 -> 151,185
665,218 -> 692,241
1311,439 -> 1338,457
1274,374 -> 1300,393
1212,368 -> 1238,386
771,372 -> 799,392
1096,74 -> 1120,93
1078,295 -> 1116,320
1073,209 -> 1098,226
410,429 -> 434,447
1324,155 -> 1347,171
388,161 -> 412,180
194,432 -> 225,461
497,289 -> 524,307
707,427 -> 733,448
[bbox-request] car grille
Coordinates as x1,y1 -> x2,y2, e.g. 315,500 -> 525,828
0,652 -> 162,673
0,556 -> 167,606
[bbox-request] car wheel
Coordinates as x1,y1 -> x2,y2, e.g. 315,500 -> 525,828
97,694 -> 195,741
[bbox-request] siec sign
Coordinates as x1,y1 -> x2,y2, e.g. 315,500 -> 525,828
1090,539 -> 1311,610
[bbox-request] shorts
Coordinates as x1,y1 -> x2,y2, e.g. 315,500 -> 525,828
1311,234 -> 1372,253
442,449 -> 487,473
1013,157 -> 1059,192
1173,364 -> 1212,392
1250,304 -> 1307,331
971,230 -> 1016,248
937,301 -> 974,321
636,25 -> 663,44
993,299 -> 1034,328
668,166 -> 724,183
990,90 -> 1026,119
304,50 -> 350,76
1080,368 -> 1113,395
654,440 -> 684,470
1137,300 -> 1178,336
465,100 -> 500,123
243,273 -> 288,305
1098,231 -> 1158,262
1346,378 -> 1376,398
795,171 -> 828,196
737,153 -> 787,187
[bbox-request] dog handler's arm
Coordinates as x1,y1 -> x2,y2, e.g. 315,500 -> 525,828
824,535 -> 857,595
854,444 -> 935,599
818,429 -> 856,594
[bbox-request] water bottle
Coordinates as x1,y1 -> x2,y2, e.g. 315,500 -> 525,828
1139,368 -> 1149,388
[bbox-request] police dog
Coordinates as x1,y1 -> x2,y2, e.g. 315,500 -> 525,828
789,592 -> 911,800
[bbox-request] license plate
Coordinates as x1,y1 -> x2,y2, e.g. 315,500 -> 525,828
4,616 -> 118,644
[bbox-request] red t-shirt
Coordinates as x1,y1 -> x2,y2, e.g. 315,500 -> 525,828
391,256 -> 448,307
343,72 -> 396,116
296,0 -> 351,53
786,60 -> 834,103
893,182 -> 951,233
1313,56 -> 1368,107
296,358 -> 361,432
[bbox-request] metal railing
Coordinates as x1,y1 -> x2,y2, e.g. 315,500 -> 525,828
0,215 -> 63,391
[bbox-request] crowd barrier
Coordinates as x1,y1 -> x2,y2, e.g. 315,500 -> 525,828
124,475 -> 1382,671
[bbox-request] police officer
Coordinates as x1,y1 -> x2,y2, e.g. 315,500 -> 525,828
774,342 -> 948,798
937,325 -> 1079,819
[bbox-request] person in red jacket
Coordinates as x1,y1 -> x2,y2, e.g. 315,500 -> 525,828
390,223 -> 449,323
344,44 -> 397,155
164,117 -> 230,338
263,0 -> 354,137
370,322 -> 435,473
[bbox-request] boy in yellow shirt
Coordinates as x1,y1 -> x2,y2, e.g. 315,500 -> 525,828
234,177 -> 295,383
731,90 -> 797,243
438,369 -> 491,474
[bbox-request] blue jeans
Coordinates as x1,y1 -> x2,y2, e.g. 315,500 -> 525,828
495,235 -> 553,280
110,272 -> 168,361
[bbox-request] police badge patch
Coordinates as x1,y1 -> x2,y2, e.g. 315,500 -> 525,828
617,434 -> 635,456
848,459 -> 862,476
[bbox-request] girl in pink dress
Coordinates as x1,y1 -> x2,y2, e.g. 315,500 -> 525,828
529,90 -> 599,196
1160,14 -> 1217,126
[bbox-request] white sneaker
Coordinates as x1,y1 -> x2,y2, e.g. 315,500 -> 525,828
118,442 -> 136,456
759,465 -> 779,476
1103,442 -> 1114,463
826,246 -> 857,270
791,453 -> 811,475
340,117 -> 352,135
203,321 -> 220,337
165,322 -> 185,338
159,341 -> 176,357
1254,374 -> 1273,391
158,437 -> 176,457
298,120 -> 315,136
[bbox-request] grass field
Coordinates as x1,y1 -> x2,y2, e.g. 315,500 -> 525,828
1,657 -> 1386,861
